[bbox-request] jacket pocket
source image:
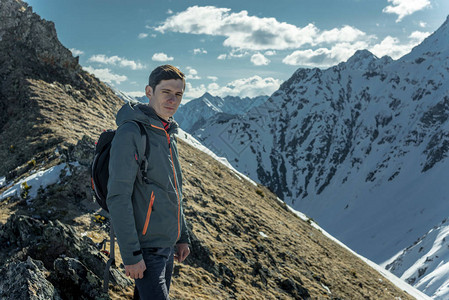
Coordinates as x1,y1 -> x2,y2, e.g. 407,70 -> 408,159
142,191 -> 155,235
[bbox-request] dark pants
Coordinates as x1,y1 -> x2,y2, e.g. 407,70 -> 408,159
134,247 -> 174,300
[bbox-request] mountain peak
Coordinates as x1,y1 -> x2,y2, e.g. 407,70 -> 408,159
343,49 -> 378,70
0,0 -> 80,83
0,0 -> 123,174
402,15 -> 449,61
200,92 -> 215,99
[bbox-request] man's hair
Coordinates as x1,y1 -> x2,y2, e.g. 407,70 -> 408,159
148,65 -> 185,91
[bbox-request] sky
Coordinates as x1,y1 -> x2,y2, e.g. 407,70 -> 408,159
25,0 -> 449,102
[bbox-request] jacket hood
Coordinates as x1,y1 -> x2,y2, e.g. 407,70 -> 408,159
116,102 -> 179,133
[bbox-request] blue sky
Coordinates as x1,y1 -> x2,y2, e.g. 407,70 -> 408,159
26,0 -> 449,102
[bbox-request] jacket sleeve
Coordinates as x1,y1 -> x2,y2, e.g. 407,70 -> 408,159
106,122 -> 142,265
177,206 -> 190,244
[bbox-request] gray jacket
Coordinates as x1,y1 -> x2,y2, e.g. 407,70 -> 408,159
106,102 -> 189,265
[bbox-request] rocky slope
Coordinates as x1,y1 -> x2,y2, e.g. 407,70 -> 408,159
0,0 -> 123,177
0,135 -> 419,299
0,0 -> 424,299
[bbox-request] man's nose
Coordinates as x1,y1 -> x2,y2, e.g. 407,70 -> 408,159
167,94 -> 176,102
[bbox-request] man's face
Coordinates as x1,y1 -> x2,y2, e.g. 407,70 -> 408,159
145,79 -> 184,121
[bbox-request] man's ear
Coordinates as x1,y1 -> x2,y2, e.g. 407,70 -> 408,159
145,85 -> 153,100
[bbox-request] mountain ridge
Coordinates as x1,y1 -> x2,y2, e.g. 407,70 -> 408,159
186,15 -> 449,298
0,0 -> 124,176
175,92 -> 269,132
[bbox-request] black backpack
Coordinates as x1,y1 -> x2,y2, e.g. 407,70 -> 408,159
90,121 -> 150,291
91,121 -> 150,212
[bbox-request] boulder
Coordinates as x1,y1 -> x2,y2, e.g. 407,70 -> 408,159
0,256 -> 61,300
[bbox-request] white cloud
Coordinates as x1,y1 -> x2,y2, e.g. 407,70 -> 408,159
152,52 -> 174,61
419,21 -> 427,28
186,66 -> 201,80
251,53 -> 270,66
283,28 -> 431,67
207,75 -> 281,98
184,82 -> 207,100
88,54 -> 145,70
369,32 -> 428,60
193,48 -> 208,54
207,76 -> 218,81
383,0 -> 431,22
282,41 -> 369,68
70,48 -> 84,56
264,50 -> 276,56
216,49 -> 250,61
155,6 -> 369,51
167,9 -> 173,14
229,49 -> 250,58
184,76 -> 281,100
316,25 -> 370,44
83,66 -> 127,85
138,33 -> 148,39
409,30 -> 431,42
370,36 -> 413,59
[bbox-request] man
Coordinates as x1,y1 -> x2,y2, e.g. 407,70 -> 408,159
107,65 -> 190,299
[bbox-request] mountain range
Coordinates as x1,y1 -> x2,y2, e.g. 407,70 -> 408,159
183,15 -> 449,299
0,0 -> 428,299
175,93 -> 269,132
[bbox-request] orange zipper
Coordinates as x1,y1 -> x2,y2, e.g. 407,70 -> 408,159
150,124 -> 181,240
142,191 -> 155,235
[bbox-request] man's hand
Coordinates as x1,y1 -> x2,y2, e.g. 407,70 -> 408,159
175,243 -> 190,263
125,259 -> 146,279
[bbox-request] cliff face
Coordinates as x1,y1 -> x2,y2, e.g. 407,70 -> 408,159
0,0 -> 123,176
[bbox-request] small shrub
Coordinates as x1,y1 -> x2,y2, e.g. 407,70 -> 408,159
20,181 -> 32,199
255,189 -> 265,198
306,217 -> 315,225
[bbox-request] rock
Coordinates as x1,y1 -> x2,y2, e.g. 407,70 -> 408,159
51,257 -> 107,300
278,277 -> 311,299
0,214 -> 133,296
0,214 -> 45,249
67,135 -> 95,166
0,256 -> 61,300
183,229 -> 218,276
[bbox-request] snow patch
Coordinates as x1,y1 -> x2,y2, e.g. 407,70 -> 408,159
0,163 -> 71,201
259,231 -> 268,238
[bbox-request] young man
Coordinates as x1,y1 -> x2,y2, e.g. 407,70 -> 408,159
107,65 -> 190,299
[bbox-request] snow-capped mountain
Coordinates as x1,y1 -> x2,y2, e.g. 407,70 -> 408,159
383,218 -> 449,299
174,92 -> 268,131
107,85 -> 149,103
187,15 -> 449,298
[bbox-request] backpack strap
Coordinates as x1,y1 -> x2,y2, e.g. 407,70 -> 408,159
135,122 -> 150,184
103,224 -> 115,292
